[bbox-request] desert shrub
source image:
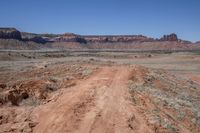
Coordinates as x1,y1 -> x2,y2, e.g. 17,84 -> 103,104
0,94 -> 8,105
46,84 -> 59,91
82,69 -> 92,76
49,76 -> 61,83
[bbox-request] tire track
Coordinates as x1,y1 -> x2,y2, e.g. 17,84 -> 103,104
33,66 -> 153,133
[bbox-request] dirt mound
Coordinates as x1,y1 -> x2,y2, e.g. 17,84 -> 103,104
0,63 -> 97,132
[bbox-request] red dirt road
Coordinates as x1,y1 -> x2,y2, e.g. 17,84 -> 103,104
33,66 -> 153,133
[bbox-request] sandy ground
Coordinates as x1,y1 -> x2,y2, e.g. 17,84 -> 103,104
33,66 -> 152,133
0,51 -> 200,133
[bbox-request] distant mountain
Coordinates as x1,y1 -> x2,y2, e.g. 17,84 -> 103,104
0,28 -> 22,40
0,28 -> 191,44
195,41 -> 200,43
0,27 -> 199,51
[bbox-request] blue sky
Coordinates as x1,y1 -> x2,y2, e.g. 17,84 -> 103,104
0,0 -> 200,41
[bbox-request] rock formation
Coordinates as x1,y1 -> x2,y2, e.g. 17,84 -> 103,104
1,27 -> 199,50
23,36 -> 47,44
83,35 -> 154,43
48,33 -> 87,43
160,33 -> 178,41
0,28 -> 22,40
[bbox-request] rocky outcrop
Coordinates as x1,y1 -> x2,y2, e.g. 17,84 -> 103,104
1,27 -> 198,50
23,36 -> 47,44
195,41 -> 200,44
21,32 -> 48,44
160,33 -> 178,41
48,33 -> 87,43
0,28 -> 22,40
45,34 -> 153,44
83,35 -> 154,43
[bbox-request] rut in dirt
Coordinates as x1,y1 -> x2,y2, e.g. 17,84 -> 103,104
32,66 -> 153,133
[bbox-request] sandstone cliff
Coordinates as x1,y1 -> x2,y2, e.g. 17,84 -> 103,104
159,33 -> 178,41
0,28 -> 22,40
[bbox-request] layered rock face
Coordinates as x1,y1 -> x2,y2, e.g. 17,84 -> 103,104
0,28 -> 181,44
160,33 -> 178,41
26,36 -> 47,44
196,41 -> 200,43
46,33 -> 86,44
1,27 -> 198,50
45,34 -> 154,43
83,35 -> 154,43
0,28 -> 22,40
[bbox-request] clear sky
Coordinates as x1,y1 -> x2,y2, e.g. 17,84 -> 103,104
0,0 -> 200,41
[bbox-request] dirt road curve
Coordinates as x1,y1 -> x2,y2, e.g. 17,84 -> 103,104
33,66 -> 153,133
